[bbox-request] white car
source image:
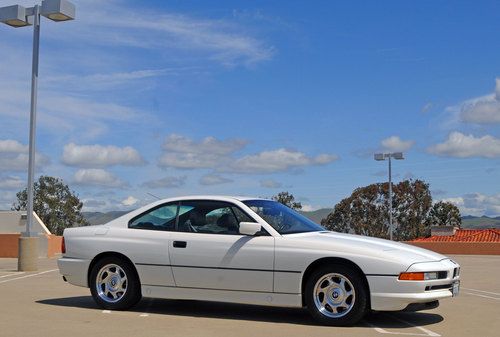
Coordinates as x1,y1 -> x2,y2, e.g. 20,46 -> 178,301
58,196 -> 460,326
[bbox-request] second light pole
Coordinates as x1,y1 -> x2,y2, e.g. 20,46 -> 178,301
374,152 -> 404,241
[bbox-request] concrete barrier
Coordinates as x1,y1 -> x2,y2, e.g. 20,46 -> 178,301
406,241 -> 500,255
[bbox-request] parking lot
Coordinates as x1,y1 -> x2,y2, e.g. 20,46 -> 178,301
0,255 -> 498,337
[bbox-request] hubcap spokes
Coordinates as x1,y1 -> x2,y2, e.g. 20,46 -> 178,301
313,273 -> 355,318
96,264 -> 128,303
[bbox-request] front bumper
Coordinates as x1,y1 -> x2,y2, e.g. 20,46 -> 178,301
368,258 -> 460,311
58,257 -> 90,288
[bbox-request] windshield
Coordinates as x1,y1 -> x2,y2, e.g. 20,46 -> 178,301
243,199 -> 325,234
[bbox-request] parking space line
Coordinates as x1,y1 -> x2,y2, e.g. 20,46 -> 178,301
463,292 -> 500,300
102,310 -> 111,314
366,314 -> 441,337
462,287 -> 500,296
0,272 -> 25,278
0,269 -> 57,284
387,315 -> 441,337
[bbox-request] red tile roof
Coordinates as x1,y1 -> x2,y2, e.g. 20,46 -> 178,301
412,229 -> 500,242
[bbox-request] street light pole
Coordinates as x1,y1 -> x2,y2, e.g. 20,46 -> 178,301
374,151 -> 404,241
388,155 -> 392,241
0,0 -> 75,271
26,4 -> 40,238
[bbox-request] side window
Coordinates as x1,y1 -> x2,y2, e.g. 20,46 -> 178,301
232,206 -> 253,223
178,201 -> 250,235
129,203 -> 178,231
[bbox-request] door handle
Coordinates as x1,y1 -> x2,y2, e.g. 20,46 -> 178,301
173,241 -> 187,248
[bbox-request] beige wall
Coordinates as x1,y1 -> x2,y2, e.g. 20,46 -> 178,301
406,242 -> 500,255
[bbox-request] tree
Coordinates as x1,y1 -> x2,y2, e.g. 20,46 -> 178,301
321,183 -> 390,238
12,175 -> 89,235
321,179 -> 433,241
429,201 -> 461,228
392,180 -> 433,241
272,191 -> 302,210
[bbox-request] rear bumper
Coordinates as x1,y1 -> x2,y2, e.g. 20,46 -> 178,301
57,257 -> 90,288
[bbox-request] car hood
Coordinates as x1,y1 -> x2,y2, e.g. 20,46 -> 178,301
283,231 -> 447,269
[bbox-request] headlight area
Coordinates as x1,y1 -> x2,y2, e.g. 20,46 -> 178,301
398,271 -> 448,281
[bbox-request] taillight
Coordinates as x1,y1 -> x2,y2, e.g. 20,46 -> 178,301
61,237 -> 66,254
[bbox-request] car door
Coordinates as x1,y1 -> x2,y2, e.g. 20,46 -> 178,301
168,200 -> 275,292
126,202 -> 178,287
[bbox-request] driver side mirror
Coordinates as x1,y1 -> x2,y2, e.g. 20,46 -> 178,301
239,222 -> 262,236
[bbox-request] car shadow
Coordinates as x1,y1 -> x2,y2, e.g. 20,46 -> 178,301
37,296 -> 444,328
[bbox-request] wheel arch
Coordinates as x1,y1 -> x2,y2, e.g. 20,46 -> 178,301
87,251 -> 141,288
301,257 -> 371,308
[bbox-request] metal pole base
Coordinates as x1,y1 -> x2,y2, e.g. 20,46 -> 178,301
18,236 -> 39,271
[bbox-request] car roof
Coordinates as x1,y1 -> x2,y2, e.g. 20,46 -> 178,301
156,195 -> 272,203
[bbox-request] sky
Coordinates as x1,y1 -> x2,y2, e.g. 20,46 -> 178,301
1,0 -> 499,216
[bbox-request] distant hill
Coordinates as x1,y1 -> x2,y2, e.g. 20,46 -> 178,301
82,210 -> 500,229
460,215 -> 500,229
299,208 -> 333,224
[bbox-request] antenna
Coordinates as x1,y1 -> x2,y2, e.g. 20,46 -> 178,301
147,192 -> 161,200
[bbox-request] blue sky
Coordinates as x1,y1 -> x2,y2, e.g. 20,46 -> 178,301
1,0 -> 499,215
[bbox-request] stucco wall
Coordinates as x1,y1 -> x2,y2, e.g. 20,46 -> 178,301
406,242 -> 500,255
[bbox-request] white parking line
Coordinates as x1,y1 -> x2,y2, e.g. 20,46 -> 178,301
102,310 -> 112,314
388,315 -> 441,337
139,313 -> 149,317
463,292 -> 500,300
366,314 -> 441,337
461,287 -> 500,296
0,272 -> 25,279
0,269 -> 57,284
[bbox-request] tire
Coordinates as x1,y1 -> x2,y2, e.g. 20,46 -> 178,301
89,256 -> 142,310
305,264 -> 368,326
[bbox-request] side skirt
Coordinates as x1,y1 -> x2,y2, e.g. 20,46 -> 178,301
141,285 -> 302,308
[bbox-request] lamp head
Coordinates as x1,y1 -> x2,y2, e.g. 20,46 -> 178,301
41,0 -> 75,21
0,5 -> 30,27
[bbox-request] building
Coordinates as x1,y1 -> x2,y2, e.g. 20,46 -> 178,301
408,226 -> 500,255
0,211 -> 62,258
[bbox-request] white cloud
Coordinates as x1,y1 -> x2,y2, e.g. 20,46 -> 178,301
199,174 -> 233,186
301,204 -> 322,212
83,6 -> 274,66
0,139 -> 50,172
260,179 -> 283,188
162,134 -> 247,156
442,193 -> 500,216
428,132 -> 500,158
73,169 -> 127,188
381,136 -> 415,152
159,134 -> 247,169
0,190 -> 16,211
227,148 -> 338,174
0,176 -> 25,190
141,176 -> 187,189
0,140 -> 28,153
62,143 -> 145,168
458,78 -> 500,124
121,196 -> 138,207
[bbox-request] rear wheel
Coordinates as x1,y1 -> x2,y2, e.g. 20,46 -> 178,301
89,257 -> 141,310
305,264 -> 368,326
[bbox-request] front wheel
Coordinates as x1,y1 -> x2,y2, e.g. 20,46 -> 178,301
89,257 -> 141,310
305,264 -> 368,326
